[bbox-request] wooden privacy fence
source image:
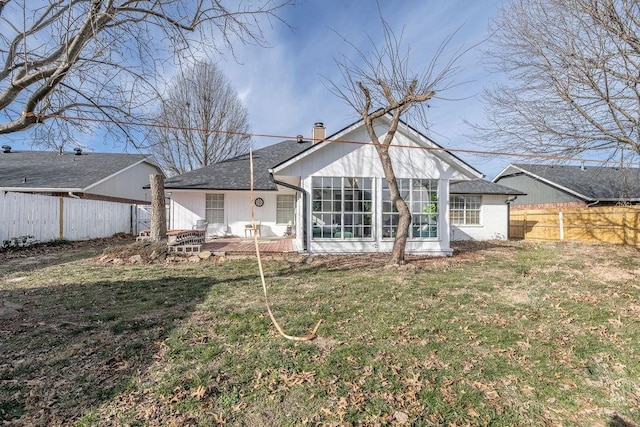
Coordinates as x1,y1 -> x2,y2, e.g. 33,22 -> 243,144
0,191 -> 143,244
510,206 -> 640,245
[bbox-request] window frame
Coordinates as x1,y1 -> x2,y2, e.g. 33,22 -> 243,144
205,193 -> 224,224
382,178 -> 439,239
311,176 -> 373,240
450,194 -> 482,226
276,194 -> 296,225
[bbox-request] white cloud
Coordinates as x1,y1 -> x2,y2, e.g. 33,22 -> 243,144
5,0 -> 509,176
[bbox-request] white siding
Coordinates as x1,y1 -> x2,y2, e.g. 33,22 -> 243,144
85,162 -> 160,202
274,126 -> 460,255
450,195 -> 510,241
170,189 -> 298,238
277,126 -> 474,181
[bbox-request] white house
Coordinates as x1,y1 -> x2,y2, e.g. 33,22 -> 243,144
164,116 -> 523,255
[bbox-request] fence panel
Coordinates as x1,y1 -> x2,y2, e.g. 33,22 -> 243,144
510,206 -> 640,245
1,192 -> 60,243
62,197 -> 132,240
1,191 -> 133,244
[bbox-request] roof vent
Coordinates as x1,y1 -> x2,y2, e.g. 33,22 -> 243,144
74,147 -> 82,155
2,145 -> 11,153
296,135 -> 305,143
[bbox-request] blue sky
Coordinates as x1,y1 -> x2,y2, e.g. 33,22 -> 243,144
7,0 -> 509,178
214,0 -> 507,177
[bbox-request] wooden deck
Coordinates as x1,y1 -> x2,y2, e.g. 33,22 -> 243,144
202,237 -> 296,254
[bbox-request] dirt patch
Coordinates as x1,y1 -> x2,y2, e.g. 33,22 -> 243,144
0,234 -> 135,277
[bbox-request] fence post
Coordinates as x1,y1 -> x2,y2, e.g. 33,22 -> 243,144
559,211 -> 564,240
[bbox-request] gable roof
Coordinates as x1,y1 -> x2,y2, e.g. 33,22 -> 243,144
493,163 -> 640,202
272,114 -> 484,179
163,139 -> 314,191
450,179 -> 525,195
0,150 -> 160,192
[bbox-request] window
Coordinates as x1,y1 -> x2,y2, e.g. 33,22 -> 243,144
276,195 -> 295,224
312,177 -> 373,239
382,178 -> 439,238
451,195 -> 481,225
205,194 -> 224,224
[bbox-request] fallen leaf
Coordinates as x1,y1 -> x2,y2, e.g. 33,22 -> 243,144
191,385 -> 207,400
393,410 -> 409,425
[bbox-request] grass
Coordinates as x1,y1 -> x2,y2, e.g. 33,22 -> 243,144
1,240 -> 639,426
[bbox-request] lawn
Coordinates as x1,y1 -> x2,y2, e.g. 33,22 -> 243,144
1,240 -> 639,426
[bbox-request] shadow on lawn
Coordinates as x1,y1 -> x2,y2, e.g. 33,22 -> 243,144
0,268 -> 257,425
0,237 -> 134,278
609,414 -> 639,427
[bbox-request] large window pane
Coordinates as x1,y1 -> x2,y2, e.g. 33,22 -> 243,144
312,177 -> 372,239
382,178 -> 438,239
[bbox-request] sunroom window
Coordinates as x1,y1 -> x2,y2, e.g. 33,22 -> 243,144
382,178 -> 438,238
311,177 -> 373,239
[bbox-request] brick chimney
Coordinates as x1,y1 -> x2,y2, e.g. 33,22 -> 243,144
312,122 -> 326,143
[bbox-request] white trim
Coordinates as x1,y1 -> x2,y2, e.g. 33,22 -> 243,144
0,187 -> 83,192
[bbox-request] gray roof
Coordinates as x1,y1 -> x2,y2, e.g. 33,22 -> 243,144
0,150 -> 158,190
164,139 -> 314,191
497,163 -> 640,201
450,179 -> 525,195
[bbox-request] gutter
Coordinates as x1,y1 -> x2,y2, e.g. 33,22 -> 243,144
268,170 -> 308,252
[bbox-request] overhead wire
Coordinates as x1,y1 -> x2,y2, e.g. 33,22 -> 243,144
22,111 -> 640,167
23,111 -> 637,341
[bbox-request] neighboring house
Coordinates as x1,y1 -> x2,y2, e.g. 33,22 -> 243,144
0,147 -> 163,204
493,163 -> 640,208
166,116 -> 523,255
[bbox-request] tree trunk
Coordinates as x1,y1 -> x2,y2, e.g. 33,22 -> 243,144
375,143 -> 411,264
150,174 -> 167,242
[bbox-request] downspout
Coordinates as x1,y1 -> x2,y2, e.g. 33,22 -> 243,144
505,196 -> 518,240
269,171 -> 308,252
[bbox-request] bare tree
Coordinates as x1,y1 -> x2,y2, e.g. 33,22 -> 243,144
148,61 -> 249,176
0,0 -> 291,149
329,21 -> 464,265
479,0 -> 640,163
149,174 -> 167,241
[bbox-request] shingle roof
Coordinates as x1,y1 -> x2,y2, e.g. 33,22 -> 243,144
450,179 -> 525,195
163,139 -> 314,191
0,150 -> 157,190
500,164 -> 640,201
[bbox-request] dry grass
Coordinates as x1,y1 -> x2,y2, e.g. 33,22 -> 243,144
1,239 -> 639,426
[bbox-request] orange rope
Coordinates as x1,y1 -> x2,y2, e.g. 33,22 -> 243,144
249,148 -> 322,341
22,111 -> 637,167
